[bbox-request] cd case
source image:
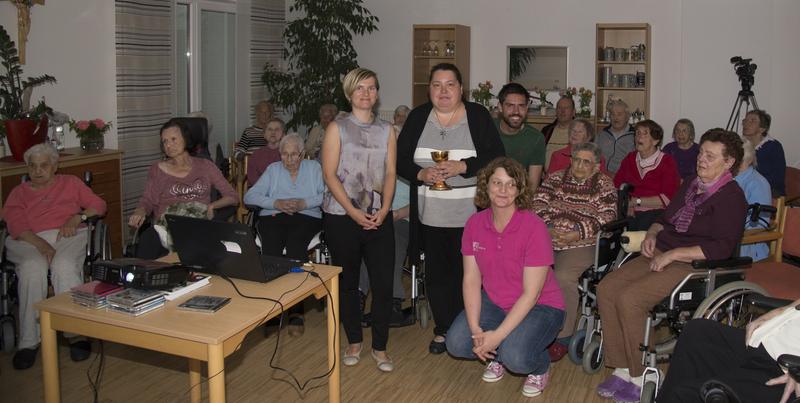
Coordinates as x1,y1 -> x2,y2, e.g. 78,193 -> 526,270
178,295 -> 231,313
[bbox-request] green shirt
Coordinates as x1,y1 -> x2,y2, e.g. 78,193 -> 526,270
494,119 -> 546,168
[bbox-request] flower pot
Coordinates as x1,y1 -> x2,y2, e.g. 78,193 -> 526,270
4,117 -> 48,161
80,136 -> 105,152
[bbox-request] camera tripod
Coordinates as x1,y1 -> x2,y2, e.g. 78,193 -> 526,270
725,89 -> 758,132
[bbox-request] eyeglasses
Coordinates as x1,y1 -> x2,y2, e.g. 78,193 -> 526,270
489,179 -> 517,190
571,157 -> 596,166
280,152 -> 301,158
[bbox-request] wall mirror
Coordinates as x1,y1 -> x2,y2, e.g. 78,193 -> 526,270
507,46 -> 568,90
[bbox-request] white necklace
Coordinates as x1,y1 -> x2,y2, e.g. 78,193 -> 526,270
434,106 -> 460,138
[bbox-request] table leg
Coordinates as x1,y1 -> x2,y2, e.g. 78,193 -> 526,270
40,311 -> 61,403
326,274 -> 340,403
207,343 -> 226,403
188,358 -> 202,403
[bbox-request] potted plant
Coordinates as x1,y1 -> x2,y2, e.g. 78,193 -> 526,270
470,81 -> 494,109
69,118 -> 111,152
0,24 -> 56,160
262,0 -> 378,129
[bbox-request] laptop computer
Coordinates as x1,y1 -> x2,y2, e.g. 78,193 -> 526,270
165,215 -> 304,283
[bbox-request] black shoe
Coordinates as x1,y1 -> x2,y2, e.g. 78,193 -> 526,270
12,347 -> 39,370
70,340 -> 92,362
429,337 -> 446,354
388,300 -> 415,328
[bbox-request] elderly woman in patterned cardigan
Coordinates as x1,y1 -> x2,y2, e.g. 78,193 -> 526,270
532,142 -> 617,360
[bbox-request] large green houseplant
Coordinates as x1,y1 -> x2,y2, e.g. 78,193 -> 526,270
262,0 -> 378,129
0,24 -> 56,160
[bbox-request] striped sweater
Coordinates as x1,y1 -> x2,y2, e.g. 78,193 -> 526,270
533,169 -> 618,247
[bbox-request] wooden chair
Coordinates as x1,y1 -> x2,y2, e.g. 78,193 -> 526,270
745,206 -> 800,300
235,154 -> 250,223
786,166 -> 800,206
741,197 -> 786,263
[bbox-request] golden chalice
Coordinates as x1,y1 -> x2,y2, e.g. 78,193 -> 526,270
430,150 -> 452,191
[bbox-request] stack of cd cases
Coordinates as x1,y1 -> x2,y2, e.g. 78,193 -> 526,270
106,288 -> 166,316
70,281 -> 124,309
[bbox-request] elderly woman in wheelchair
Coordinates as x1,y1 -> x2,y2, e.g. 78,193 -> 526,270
532,142 -> 617,361
3,144 -> 107,370
128,119 -> 238,258
595,129 -> 749,403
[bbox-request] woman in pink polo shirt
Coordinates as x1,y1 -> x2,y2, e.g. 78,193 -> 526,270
445,157 -> 565,398
3,143 -> 107,370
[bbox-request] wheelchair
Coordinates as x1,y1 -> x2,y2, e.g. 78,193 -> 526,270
563,183 -> 634,369
574,200 -> 779,376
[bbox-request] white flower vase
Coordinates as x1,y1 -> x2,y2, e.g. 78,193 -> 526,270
540,105 -> 547,116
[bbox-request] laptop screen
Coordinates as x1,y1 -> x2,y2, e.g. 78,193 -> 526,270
165,215 -> 268,282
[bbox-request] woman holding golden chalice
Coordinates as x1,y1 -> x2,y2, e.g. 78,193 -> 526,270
397,63 -> 505,354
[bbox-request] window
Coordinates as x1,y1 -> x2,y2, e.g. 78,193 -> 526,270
175,1 -> 238,156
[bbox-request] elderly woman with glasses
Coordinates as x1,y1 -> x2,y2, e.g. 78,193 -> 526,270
546,119 -> 607,175
533,142 -> 617,361
3,143 -> 107,370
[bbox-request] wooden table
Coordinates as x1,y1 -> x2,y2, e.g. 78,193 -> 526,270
35,264 -> 341,403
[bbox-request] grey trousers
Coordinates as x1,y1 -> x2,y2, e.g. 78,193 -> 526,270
6,228 -> 88,349
359,218 -> 408,299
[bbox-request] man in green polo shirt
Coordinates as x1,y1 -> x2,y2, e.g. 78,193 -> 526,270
494,82 -> 546,192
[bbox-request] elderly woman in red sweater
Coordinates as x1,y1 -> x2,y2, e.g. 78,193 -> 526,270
613,119 -> 680,230
3,143 -> 107,370
533,142 -> 617,361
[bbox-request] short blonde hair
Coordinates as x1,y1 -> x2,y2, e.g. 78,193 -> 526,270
342,68 -> 379,102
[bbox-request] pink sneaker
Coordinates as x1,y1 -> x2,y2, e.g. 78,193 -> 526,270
522,370 -> 550,397
482,361 -> 505,383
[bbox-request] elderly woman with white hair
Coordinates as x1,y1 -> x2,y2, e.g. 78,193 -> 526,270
244,133 -> 325,336
3,143 -> 107,370
734,139 -> 772,261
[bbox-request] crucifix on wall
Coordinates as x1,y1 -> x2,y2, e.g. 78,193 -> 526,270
6,0 -> 45,64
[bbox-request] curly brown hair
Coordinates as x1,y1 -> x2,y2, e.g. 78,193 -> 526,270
474,157 -> 535,210
699,128 -> 744,175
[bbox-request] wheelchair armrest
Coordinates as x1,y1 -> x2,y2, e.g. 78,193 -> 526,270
743,293 -> 792,310
778,354 -> 800,382
601,217 -> 631,233
84,215 -> 104,226
691,256 -> 752,270
244,204 -> 261,212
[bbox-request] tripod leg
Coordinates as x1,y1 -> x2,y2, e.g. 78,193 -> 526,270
726,95 -> 745,131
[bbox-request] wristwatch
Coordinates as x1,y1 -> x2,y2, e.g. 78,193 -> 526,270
635,198 -> 642,207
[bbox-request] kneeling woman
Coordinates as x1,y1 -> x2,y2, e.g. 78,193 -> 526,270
446,157 -> 565,398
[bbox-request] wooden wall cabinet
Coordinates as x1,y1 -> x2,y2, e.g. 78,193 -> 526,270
412,24 -> 470,107
595,23 -> 651,128
0,148 -> 123,258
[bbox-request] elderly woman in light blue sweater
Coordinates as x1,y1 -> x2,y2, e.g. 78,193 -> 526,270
244,133 -> 324,335
244,133 -> 324,260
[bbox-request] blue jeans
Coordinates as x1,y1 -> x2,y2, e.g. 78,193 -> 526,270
446,291 -> 564,375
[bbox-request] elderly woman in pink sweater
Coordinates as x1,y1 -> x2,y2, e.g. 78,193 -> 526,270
3,143 -> 107,370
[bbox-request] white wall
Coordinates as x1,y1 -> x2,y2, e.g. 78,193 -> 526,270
0,0 -> 118,148
351,0 -> 800,164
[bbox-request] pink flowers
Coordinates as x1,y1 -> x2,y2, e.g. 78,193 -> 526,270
69,118 -> 113,140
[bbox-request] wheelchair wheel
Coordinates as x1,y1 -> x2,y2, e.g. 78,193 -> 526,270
582,338 -> 604,374
0,316 -> 15,353
417,299 -> 429,329
692,281 -> 768,327
640,380 -> 657,403
568,329 -> 587,365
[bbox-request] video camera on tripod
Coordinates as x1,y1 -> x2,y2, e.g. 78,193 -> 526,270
731,56 -> 757,92
726,56 -> 759,131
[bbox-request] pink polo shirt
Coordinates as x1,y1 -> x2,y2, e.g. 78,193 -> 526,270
462,208 -> 565,312
3,174 -> 108,238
